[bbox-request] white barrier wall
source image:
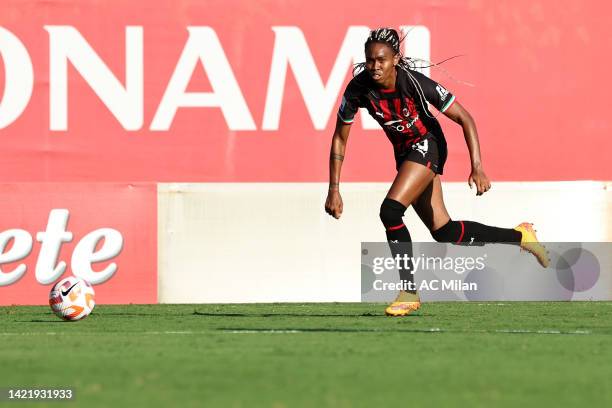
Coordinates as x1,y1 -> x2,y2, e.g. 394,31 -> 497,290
158,182 -> 612,303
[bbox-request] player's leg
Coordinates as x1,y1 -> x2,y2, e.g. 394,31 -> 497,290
413,176 -> 550,267
412,175 -> 451,232
381,160 -> 435,316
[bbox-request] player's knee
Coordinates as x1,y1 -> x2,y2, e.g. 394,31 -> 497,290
431,220 -> 460,242
379,198 -> 407,229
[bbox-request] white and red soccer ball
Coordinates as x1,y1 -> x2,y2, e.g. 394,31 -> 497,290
49,276 -> 95,321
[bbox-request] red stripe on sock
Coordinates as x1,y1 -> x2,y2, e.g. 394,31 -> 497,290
388,223 -> 405,231
457,220 -> 465,243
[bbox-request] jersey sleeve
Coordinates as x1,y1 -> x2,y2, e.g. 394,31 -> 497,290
337,80 -> 362,124
410,70 -> 456,113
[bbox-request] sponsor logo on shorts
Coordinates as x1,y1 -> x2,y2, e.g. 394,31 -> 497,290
412,139 -> 429,158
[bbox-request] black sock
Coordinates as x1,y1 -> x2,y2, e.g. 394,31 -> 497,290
431,220 -> 522,245
380,199 -> 415,294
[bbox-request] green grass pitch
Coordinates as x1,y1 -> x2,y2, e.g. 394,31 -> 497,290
1,302 -> 611,407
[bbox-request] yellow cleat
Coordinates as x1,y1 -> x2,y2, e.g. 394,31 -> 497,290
514,222 -> 550,268
385,301 -> 421,317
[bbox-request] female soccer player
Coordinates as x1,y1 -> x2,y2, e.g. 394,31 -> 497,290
325,28 -> 549,316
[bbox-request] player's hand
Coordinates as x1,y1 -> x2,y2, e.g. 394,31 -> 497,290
325,190 -> 343,219
468,166 -> 491,196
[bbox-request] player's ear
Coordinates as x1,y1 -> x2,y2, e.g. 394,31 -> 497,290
393,53 -> 400,66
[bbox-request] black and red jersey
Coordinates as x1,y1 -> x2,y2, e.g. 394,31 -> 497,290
337,67 -> 455,161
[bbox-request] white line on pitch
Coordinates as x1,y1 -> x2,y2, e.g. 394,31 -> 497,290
225,330 -> 302,334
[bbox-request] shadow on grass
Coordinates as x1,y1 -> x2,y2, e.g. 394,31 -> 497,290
16,311 -> 432,321
19,319 -> 67,323
94,312 -> 182,317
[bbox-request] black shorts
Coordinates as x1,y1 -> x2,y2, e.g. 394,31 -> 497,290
395,133 -> 446,175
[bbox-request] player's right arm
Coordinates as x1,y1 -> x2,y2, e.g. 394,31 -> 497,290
325,82 -> 361,219
325,118 -> 352,219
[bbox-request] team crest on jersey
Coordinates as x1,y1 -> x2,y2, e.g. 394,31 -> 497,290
412,139 -> 429,157
436,85 -> 449,101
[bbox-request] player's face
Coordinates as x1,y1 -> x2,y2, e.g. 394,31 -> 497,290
365,42 -> 399,86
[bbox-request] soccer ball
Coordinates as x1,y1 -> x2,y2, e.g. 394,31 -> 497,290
49,276 -> 95,321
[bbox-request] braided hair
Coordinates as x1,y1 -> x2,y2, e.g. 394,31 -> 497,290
352,28 -> 416,75
354,27 -> 436,118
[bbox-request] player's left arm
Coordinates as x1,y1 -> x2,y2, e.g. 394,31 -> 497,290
411,70 -> 490,195
443,101 -> 491,196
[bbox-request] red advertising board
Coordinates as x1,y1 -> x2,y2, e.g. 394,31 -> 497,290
0,183 -> 156,305
0,0 -> 610,183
